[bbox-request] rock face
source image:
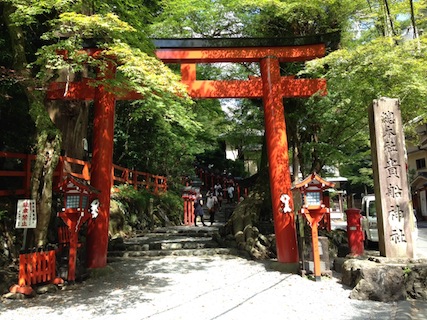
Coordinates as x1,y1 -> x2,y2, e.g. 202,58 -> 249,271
405,264 -> 427,300
341,257 -> 427,302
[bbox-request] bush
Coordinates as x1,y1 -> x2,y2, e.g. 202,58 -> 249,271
155,191 -> 183,225
111,185 -> 183,233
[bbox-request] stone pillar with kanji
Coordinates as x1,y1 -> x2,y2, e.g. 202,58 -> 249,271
368,97 -> 415,258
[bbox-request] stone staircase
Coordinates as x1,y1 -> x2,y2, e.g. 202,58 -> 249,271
108,225 -> 239,260
107,200 -> 241,261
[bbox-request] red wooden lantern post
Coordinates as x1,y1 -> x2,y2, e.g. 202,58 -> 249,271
56,175 -> 99,281
294,172 -> 335,280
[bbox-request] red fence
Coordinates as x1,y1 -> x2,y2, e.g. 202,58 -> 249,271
0,151 -> 167,197
18,249 -> 57,286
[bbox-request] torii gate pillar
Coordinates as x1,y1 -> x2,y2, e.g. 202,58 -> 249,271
86,63 -> 116,268
261,57 -> 298,265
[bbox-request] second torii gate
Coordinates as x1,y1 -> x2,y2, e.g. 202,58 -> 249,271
155,38 -> 326,268
48,36 -> 327,270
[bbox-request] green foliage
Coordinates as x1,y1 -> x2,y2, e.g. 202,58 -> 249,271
296,34 -> 427,186
0,209 -> 7,220
112,185 -> 183,228
113,185 -> 151,209
238,0 -> 365,37
156,191 -> 183,223
150,0 -> 247,37
341,0 -> 427,46
28,91 -> 59,135
4,0 -> 77,25
220,99 -> 263,173
303,35 -> 427,125
111,185 -> 153,231
110,41 -> 195,121
49,12 -> 136,38
114,101 -> 200,177
403,265 -> 412,278
35,12 -> 138,81
35,11 -> 201,172
36,11 -> 197,123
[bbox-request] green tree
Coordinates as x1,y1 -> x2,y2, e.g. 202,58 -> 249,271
302,36 -> 427,184
1,0 -> 196,246
150,0 -> 247,38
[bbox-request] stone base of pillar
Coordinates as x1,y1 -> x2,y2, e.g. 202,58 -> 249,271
268,261 -> 300,274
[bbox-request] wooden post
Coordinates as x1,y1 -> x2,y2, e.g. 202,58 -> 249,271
68,230 -> 78,281
24,154 -> 32,198
260,56 -> 299,267
86,62 -> 116,268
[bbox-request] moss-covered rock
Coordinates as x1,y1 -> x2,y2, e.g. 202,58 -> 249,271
222,193 -> 276,260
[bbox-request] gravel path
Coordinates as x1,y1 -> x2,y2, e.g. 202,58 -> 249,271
1,255 -> 427,320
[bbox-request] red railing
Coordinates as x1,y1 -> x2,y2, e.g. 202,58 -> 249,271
112,163 -> 168,194
0,152 -> 33,197
0,152 -> 167,197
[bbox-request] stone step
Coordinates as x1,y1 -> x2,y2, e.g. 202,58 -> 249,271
144,224 -> 221,233
124,237 -> 220,251
131,229 -> 217,239
108,247 -> 241,260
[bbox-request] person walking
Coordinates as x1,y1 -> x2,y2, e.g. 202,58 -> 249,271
214,183 -> 223,210
206,190 -> 218,226
227,184 -> 235,203
194,194 -> 206,226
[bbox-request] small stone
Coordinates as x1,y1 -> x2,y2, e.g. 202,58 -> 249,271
36,284 -> 58,294
3,292 -> 29,300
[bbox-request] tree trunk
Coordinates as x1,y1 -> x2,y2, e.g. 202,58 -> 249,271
31,132 -> 61,246
47,69 -> 90,162
47,100 -> 89,160
4,3 -> 62,247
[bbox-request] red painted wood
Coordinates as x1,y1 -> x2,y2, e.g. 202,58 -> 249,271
303,208 -> 326,280
261,57 -> 299,264
156,44 -> 325,63
18,250 -> 56,286
181,64 -> 196,81
47,79 -> 96,100
182,78 -> 325,98
48,77 -> 326,100
86,62 -> 116,269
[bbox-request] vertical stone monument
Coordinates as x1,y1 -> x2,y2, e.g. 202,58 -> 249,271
368,97 -> 414,258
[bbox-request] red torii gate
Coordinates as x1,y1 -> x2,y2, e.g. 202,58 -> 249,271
48,37 -> 326,270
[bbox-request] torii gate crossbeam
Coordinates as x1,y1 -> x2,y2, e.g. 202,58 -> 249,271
47,37 -> 327,270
